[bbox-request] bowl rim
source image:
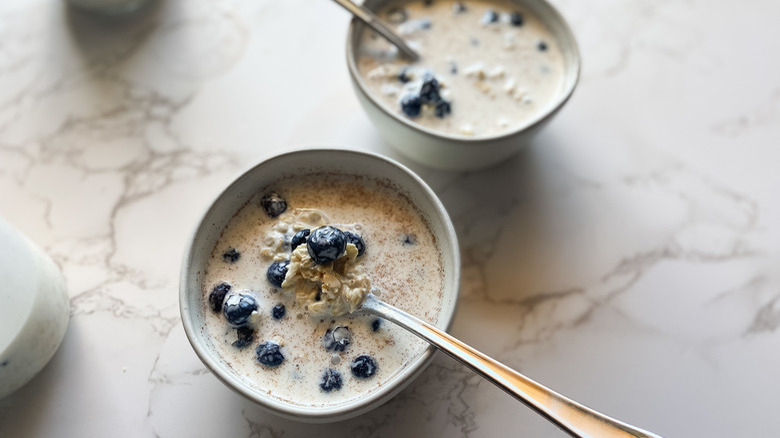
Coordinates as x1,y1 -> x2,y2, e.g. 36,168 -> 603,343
179,146 -> 461,421
345,0 -> 581,143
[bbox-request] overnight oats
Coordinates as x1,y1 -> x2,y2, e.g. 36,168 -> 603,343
356,0 -> 567,137
201,173 -> 445,407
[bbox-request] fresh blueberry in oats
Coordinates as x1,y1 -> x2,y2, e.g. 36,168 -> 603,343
256,341 -> 285,367
371,318 -> 382,332
208,282 -> 231,313
509,12 -> 524,26
398,66 -> 412,83
403,234 -> 417,245
322,326 -> 352,352
452,2 -> 466,13
400,94 -> 422,117
351,355 -> 378,379
343,231 -> 366,257
434,99 -> 452,118
222,247 -> 240,263
537,40 -> 548,51
232,326 -> 255,349
307,226 -> 347,264
272,304 -> 286,320
290,229 -> 310,251
223,293 -> 258,328
481,9 -> 499,24
266,260 -> 290,288
259,192 -> 287,218
319,368 -> 343,392
419,73 -> 441,103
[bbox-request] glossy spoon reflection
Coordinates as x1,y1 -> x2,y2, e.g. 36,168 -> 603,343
359,293 -> 664,438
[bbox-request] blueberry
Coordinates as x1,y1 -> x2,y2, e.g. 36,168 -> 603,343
452,2 -> 467,13
400,94 -> 422,118
350,355 -> 378,379
371,318 -> 382,332
223,293 -> 258,328
222,247 -> 240,263
319,368 -> 343,392
434,99 -> 452,118
272,304 -> 286,320
256,341 -> 285,367
208,282 -> 231,313
291,229 -> 310,251
538,40 -> 548,51
322,326 -> 351,352
481,9 -> 498,24
232,326 -> 255,349
343,231 -> 366,257
260,192 -> 287,218
403,234 -> 417,245
307,226 -> 346,265
398,67 -> 411,83
509,12 -> 524,26
419,73 -> 441,103
266,260 -> 290,288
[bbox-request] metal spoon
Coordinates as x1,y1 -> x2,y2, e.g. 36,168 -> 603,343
331,0 -> 420,61
360,293 -> 664,438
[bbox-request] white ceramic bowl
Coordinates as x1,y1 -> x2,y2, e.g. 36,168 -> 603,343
346,0 -> 580,171
180,147 -> 460,422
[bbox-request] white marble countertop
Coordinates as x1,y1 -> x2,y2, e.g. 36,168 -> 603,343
1,0 -> 779,436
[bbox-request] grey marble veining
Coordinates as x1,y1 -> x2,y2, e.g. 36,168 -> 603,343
1,0 -> 779,437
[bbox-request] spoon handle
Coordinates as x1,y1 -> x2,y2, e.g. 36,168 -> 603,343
361,294 -> 663,438
331,0 -> 420,61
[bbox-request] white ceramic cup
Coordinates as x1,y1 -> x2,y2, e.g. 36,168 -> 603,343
180,147 -> 461,422
0,217 -> 69,399
346,0 -> 581,171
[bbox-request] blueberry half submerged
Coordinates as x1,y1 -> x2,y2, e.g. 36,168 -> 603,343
271,304 -> 286,320
208,282 -> 231,313
343,231 -> 366,257
400,94 -> 422,118
260,192 -> 287,218
509,12 -> 524,26
223,293 -> 258,328
419,73 -> 441,103
290,229 -> 310,251
307,226 -> 346,265
232,326 -> 255,349
266,260 -> 290,288
256,341 -> 285,367
319,368 -> 343,392
350,355 -> 378,379
322,326 -> 352,352
222,248 -> 240,263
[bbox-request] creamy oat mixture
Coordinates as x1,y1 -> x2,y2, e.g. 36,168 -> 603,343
357,0 -> 566,137
202,173 -> 444,406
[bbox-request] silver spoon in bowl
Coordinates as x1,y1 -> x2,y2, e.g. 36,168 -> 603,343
359,293 -> 664,438
331,0 -> 420,62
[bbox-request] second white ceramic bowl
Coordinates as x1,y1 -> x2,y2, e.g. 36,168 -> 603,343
180,147 -> 460,422
347,0 -> 580,171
